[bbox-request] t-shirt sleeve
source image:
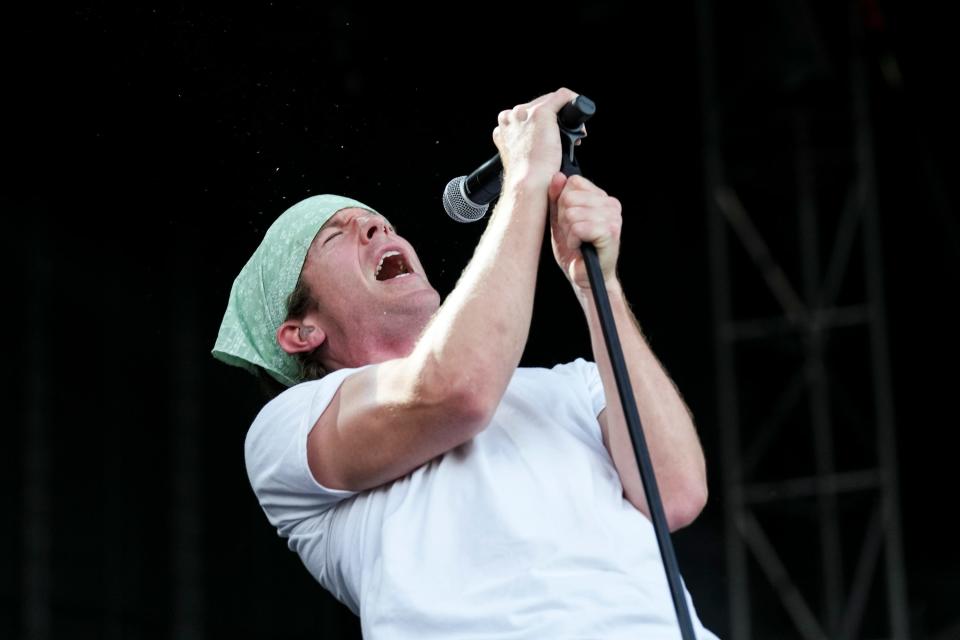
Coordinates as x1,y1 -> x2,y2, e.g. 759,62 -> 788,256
555,357 -> 606,415
244,366 -> 367,538
550,358 -> 607,444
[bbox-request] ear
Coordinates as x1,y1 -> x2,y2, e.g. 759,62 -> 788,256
276,319 -> 326,355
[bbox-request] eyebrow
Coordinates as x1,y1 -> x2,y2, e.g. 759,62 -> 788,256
317,212 -> 397,240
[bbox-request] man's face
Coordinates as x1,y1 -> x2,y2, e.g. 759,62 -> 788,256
298,207 -> 441,365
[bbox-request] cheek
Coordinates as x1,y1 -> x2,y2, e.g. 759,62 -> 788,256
319,288 -> 369,331
319,249 -> 369,287
406,251 -> 427,276
326,275 -> 368,310
310,262 -> 369,313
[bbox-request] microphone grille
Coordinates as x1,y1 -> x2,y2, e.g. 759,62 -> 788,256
443,176 -> 489,223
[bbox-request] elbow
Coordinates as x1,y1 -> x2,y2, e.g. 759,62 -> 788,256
445,375 -> 499,435
416,364 -> 499,437
666,482 -> 709,532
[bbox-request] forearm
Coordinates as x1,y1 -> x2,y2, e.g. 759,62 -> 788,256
409,173 -> 549,413
310,172 -> 553,493
579,280 -> 708,529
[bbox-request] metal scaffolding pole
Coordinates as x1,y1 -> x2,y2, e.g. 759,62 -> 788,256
849,7 -> 910,637
696,0 -> 750,637
697,1 -> 911,637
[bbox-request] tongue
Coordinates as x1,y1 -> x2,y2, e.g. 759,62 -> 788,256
376,254 -> 407,281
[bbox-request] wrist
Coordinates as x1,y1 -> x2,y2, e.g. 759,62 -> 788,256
575,275 -> 623,306
501,165 -> 553,196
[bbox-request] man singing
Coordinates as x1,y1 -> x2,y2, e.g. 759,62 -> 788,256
213,88 -> 719,638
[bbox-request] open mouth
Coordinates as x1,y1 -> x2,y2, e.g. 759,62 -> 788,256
375,250 -> 412,281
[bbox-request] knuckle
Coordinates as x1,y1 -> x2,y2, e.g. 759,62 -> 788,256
570,220 -> 589,236
530,107 -> 551,122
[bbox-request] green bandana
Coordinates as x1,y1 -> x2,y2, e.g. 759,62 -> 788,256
212,194 -> 378,387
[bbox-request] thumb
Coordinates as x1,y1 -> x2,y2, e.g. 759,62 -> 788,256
547,171 -> 567,220
547,171 -> 568,222
548,171 -> 568,202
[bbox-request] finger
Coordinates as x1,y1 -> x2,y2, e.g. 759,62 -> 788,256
564,174 -> 607,197
562,213 -> 622,249
542,87 -> 580,114
548,171 -> 568,203
521,87 -> 580,118
557,190 -> 612,221
566,214 -> 619,248
548,172 -> 569,235
566,201 -> 623,231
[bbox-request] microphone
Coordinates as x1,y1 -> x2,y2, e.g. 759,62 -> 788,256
442,154 -> 502,223
442,95 -> 596,223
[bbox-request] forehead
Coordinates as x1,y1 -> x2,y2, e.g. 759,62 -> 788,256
321,207 -> 387,229
306,207 -> 391,255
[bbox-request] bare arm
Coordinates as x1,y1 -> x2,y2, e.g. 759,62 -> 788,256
308,89 -> 580,492
549,175 -> 708,530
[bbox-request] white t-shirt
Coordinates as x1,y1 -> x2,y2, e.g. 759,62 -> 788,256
245,358 -> 719,639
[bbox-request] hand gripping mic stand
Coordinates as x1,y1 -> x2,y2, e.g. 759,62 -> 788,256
558,96 -> 696,640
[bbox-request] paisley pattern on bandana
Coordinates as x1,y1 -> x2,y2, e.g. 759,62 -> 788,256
212,194 -> 379,387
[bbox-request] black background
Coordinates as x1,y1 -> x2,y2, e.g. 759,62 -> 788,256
4,2 -> 959,638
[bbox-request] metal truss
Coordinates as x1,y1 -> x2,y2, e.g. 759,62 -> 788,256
697,2 -> 910,638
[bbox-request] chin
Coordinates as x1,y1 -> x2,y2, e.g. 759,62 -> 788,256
406,283 -> 442,310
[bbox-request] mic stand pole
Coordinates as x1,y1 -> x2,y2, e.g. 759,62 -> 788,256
558,96 -> 697,640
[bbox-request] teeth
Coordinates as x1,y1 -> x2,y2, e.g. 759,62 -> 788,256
375,251 -> 401,278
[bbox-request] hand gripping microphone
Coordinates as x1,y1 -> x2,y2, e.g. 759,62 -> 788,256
442,95 -> 596,223
441,94 -> 700,640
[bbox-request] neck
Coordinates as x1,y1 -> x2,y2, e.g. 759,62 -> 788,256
321,308 -> 432,371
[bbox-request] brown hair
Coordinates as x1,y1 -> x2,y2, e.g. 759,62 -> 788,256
285,274 -> 328,382
256,274 -> 328,400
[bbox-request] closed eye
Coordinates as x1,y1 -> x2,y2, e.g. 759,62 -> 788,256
323,231 -> 343,245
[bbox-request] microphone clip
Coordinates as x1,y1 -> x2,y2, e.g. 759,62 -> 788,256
443,94 -> 596,223
557,95 -> 595,178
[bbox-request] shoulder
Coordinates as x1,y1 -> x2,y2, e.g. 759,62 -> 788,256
516,358 -> 600,391
533,358 -> 605,416
243,366 -> 370,526
510,359 -> 606,443
548,357 -> 599,380
245,367 -> 368,460
511,358 -> 602,405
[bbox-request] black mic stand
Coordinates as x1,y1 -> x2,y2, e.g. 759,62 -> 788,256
559,96 -> 697,640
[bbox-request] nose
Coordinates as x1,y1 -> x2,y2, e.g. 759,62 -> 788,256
356,215 -> 389,244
